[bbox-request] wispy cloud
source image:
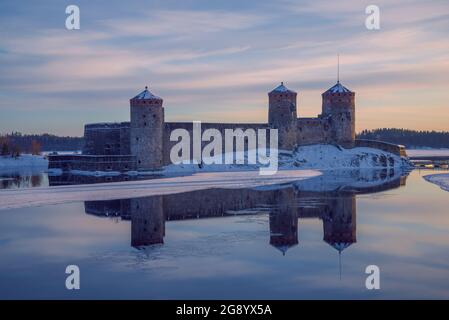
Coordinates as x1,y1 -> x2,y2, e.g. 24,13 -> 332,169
99,9 -> 268,37
0,0 -> 448,135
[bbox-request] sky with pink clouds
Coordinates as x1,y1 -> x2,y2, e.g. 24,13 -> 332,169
0,0 -> 448,136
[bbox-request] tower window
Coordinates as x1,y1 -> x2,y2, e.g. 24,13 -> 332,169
136,137 -> 139,141
144,122 -> 147,126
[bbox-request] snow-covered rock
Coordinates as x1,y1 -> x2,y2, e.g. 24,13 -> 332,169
159,144 -> 412,174
279,144 -> 411,169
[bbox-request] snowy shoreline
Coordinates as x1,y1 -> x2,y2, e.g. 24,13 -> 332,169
423,173 -> 449,192
0,144 -> 414,210
1,145 -> 412,177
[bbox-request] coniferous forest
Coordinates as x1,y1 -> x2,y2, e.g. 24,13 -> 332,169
0,132 -> 83,155
356,128 -> 449,148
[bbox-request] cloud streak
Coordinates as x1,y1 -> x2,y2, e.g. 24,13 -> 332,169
0,1 -> 448,135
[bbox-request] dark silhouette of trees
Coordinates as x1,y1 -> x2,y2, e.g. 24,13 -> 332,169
0,132 -> 83,153
357,128 -> 449,148
0,137 -> 9,156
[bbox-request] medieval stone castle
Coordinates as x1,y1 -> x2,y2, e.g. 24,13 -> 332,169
49,80 -> 405,172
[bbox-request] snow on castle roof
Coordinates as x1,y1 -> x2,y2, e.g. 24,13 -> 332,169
132,86 -> 162,100
270,82 -> 296,94
324,81 -> 352,94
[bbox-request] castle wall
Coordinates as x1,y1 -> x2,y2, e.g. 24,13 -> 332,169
355,139 -> 407,157
119,122 -> 131,155
163,122 -> 269,165
48,154 -> 136,172
296,118 -> 330,146
83,123 -> 124,155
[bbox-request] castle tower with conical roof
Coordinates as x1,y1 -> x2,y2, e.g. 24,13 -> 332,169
321,81 -> 355,148
130,86 -> 164,171
268,82 -> 298,150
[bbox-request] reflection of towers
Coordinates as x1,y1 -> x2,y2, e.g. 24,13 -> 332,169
269,188 -> 298,255
130,196 -> 165,248
274,191 -> 357,257
269,211 -> 298,256
322,194 -> 356,252
83,171 -> 413,255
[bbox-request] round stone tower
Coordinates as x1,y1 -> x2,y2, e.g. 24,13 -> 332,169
130,86 -> 164,171
268,82 -> 298,150
321,81 -> 355,148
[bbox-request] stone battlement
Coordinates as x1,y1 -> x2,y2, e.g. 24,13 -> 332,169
355,139 -> 407,157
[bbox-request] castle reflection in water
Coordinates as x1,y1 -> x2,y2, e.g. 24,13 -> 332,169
52,168 -> 409,256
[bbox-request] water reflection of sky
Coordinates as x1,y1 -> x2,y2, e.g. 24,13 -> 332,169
0,170 -> 449,299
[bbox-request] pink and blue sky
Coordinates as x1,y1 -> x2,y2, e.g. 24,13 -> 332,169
0,0 -> 448,136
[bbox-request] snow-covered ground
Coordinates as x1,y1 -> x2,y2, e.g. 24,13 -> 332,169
423,173 -> 449,192
0,154 -> 48,172
0,170 -> 320,210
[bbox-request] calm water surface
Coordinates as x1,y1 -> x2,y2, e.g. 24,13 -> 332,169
0,169 -> 448,299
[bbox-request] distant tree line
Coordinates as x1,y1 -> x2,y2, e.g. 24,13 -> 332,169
357,128 -> 449,148
0,132 -> 84,156
1,129 -> 447,157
